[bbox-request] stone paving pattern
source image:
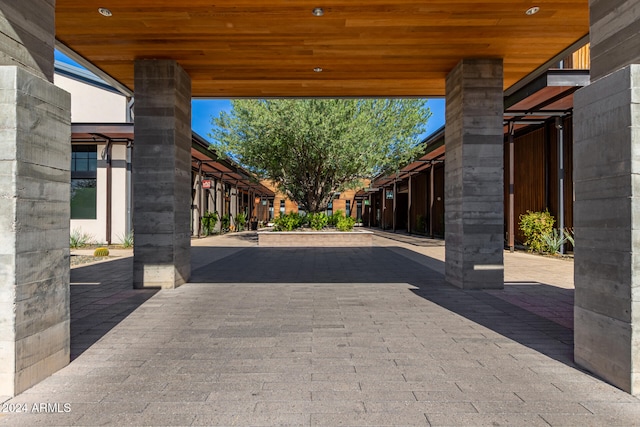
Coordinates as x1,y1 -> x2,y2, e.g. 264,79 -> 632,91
1,231 -> 639,426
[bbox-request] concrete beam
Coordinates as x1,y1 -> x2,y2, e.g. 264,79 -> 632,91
444,58 -> 505,290
133,60 -> 192,289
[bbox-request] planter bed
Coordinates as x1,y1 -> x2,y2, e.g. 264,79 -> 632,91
258,229 -> 373,247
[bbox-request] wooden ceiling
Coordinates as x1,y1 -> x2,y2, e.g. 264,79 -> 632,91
55,1 -> 589,98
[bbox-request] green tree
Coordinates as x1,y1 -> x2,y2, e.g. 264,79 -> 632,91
211,99 -> 430,213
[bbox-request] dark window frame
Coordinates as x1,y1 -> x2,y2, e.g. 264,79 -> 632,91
71,145 -> 97,220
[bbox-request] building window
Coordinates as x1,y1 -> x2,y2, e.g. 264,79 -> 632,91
71,145 -> 97,219
356,201 -> 362,221
279,200 -> 285,215
346,200 -> 351,217
327,201 -> 333,217
269,199 -> 274,220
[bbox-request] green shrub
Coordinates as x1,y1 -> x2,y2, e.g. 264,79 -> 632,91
336,216 -> 356,231
519,210 -> 555,253
220,214 -> 231,232
309,212 -> 328,230
93,247 -> 109,257
70,228 -> 93,249
327,210 -> 344,227
201,211 -> 218,236
235,212 -> 247,231
273,212 -> 304,231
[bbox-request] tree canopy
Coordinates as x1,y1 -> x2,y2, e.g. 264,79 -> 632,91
210,99 -> 430,213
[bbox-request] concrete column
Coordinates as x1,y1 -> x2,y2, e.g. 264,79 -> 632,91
573,0 -> 640,395
444,58 -> 504,289
133,60 -> 191,289
589,0 -> 640,82
0,67 -> 71,397
0,0 -> 72,398
0,1 -> 55,81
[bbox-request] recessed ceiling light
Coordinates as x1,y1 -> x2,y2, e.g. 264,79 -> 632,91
98,7 -> 113,17
525,6 -> 540,15
312,7 -> 324,17
313,67 -> 323,73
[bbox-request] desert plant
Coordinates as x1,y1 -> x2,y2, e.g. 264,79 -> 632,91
93,247 -> 109,257
542,229 -> 568,255
273,212 -> 304,231
309,212 -> 329,230
519,210 -> 555,253
235,212 -> 247,231
119,230 -> 134,248
336,215 -> 356,231
563,228 -> 575,247
201,211 -> 218,236
70,228 -> 93,249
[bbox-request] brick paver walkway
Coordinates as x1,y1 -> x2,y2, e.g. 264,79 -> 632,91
1,230 -> 639,426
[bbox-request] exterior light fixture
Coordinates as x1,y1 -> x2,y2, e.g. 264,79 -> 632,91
98,7 -> 113,17
525,6 -> 540,15
313,67 -> 323,73
312,7 -> 324,17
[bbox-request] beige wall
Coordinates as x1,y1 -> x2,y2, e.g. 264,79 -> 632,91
110,144 -> 130,242
54,73 -> 128,123
57,69 -> 132,245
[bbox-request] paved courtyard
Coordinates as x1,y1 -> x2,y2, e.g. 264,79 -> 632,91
1,231 -> 639,426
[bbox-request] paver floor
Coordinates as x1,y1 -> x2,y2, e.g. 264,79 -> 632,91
1,230 -> 639,426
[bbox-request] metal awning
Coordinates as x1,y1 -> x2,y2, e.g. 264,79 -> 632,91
71,123 -> 274,197
504,68 -> 590,129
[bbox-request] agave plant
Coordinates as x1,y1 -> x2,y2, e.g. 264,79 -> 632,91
119,230 -> 134,248
70,228 -> 93,249
563,228 -> 575,247
542,229 -> 568,255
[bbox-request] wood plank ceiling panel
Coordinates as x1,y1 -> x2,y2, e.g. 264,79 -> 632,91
55,1 -> 589,97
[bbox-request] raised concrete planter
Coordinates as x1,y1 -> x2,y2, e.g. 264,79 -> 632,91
258,229 -> 373,247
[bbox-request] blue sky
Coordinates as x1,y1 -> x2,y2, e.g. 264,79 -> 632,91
55,50 -> 445,142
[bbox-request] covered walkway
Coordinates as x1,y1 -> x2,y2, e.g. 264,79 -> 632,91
1,232 -> 638,426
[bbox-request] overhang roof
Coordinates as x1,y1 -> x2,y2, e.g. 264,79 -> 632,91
504,68 -> 590,130
71,123 -> 274,196
371,128 -> 445,188
55,1 -> 589,98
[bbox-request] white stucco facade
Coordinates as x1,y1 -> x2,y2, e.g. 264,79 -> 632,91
54,69 -> 128,123
56,63 -> 133,245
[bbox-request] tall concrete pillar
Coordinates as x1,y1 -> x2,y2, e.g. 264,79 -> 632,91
0,1 -> 72,396
133,60 -> 191,289
0,1 -> 56,81
573,0 -> 640,395
444,58 -> 504,289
